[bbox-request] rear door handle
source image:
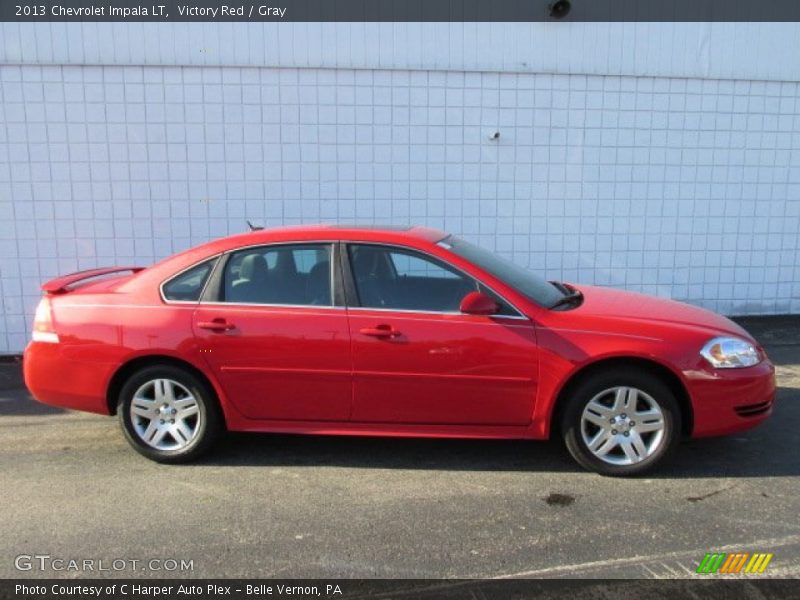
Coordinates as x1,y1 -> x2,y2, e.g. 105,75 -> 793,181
198,318 -> 235,332
359,324 -> 401,338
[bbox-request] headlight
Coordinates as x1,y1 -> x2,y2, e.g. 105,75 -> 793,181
700,336 -> 761,369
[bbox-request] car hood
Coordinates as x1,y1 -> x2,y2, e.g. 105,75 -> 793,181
564,284 -> 753,341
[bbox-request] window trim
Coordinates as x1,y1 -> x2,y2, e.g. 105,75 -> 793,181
159,255 -> 222,305
160,241 -> 528,319
343,242 -> 528,320
203,241 -> 339,309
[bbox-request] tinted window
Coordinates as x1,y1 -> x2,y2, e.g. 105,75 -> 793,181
223,244 -> 332,306
348,245 -> 478,312
391,253 -> 460,279
162,259 -> 216,302
441,236 -> 565,307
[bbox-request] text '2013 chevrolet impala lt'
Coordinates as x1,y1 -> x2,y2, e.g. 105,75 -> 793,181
23,225 -> 776,476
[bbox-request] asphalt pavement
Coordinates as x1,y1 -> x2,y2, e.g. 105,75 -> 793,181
0,316 -> 798,579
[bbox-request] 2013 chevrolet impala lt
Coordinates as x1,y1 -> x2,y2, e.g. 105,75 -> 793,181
23,225 -> 776,475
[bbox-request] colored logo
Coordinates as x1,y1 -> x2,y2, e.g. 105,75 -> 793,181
697,552 -> 773,574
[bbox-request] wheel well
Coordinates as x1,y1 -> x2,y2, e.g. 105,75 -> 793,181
550,357 -> 693,439
106,355 -> 220,416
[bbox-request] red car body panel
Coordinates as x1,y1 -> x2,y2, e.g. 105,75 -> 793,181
23,225 -> 776,442
193,304 -> 352,421
346,310 -> 538,425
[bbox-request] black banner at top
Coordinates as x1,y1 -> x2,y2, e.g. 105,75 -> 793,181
3,0 -> 800,22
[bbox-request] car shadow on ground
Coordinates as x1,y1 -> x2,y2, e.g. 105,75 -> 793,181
200,385 -> 799,478
211,432 -> 581,473
0,396 -> 65,416
760,344 -> 800,367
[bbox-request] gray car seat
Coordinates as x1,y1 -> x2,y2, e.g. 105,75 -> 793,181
305,261 -> 331,305
228,254 -> 270,303
350,247 -> 396,307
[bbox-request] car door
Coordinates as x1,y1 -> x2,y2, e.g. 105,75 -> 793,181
193,242 -> 352,421
344,243 -> 538,426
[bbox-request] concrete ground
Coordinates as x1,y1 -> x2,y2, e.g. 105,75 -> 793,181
0,316 -> 798,579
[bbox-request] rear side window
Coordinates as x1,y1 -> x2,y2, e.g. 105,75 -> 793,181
222,244 -> 333,306
162,259 -> 216,302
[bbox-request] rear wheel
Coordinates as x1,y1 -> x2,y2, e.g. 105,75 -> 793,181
561,369 -> 681,476
118,365 -> 222,463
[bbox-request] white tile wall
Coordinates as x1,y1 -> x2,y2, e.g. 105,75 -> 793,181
3,23 -> 800,83
1,63 -> 799,352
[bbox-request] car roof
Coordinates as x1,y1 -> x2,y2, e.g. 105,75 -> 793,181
212,224 -> 448,251
119,224 -> 452,296
137,224 -> 451,284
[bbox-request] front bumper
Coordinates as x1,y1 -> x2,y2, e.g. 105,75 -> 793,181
686,358 -> 776,438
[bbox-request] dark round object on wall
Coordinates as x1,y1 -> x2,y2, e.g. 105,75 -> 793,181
549,0 -> 572,19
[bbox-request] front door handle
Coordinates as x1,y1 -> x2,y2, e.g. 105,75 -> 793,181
198,318 -> 235,332
359,324 -> 401,338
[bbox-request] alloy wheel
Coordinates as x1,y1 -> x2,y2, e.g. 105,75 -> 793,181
130,378 -> 201,451
580,386 -> 666,466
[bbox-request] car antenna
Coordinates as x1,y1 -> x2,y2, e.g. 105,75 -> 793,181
246,220 -> 264,231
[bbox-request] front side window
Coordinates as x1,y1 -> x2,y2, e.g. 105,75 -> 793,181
222,244 -> 333,306
441,236 -> 565,307
348,245 -> 478,312
162,258 -> 216,302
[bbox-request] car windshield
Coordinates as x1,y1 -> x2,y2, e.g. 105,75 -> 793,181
440,236 -> 566,308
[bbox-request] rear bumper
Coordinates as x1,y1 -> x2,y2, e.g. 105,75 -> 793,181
23,342 -> 114,415
687,359 -> 776,438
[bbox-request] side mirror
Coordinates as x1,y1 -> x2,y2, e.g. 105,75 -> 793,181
459,291 -> 499,316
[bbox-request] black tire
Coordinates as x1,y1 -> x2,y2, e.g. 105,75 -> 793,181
560,368 -> 681,476
118,365 -> 222,463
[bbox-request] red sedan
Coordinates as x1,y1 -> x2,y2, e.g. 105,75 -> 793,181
23,225 -> 775,475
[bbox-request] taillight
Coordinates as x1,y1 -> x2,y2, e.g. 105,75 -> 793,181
32,297 -> 59,343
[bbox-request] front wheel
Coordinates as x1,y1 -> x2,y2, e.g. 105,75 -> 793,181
561,369 -> 681,476
118,365 -> 222,463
